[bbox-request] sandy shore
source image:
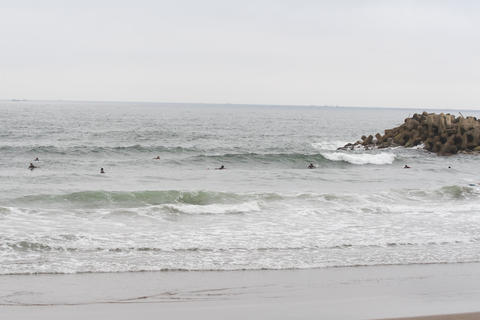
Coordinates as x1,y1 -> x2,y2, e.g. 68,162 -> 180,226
381,312 -> 480,320
1,263 -> 479,320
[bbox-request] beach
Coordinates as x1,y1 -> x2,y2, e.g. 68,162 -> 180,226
1,262 -> 480,320
3,1 -> 480,318
385,313 -> 480,319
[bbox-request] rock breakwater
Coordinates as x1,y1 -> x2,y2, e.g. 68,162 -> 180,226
342,112 -> 480,155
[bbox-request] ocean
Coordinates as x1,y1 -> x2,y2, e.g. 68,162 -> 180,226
1,101 -> 480,275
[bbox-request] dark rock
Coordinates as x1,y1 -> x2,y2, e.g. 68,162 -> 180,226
342,112 -> 480,155
364,135 -> 373,145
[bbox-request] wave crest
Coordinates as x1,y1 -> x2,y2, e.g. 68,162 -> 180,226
320,152 -> 396,165
12,190 -> 249,208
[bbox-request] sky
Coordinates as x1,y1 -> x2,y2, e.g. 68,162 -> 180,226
0,0 -> 479,108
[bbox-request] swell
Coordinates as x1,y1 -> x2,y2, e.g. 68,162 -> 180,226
393,185 -> 480,201
190,152 -> 328,164
6,185 -> 478,210
10,190 -> 251,208
0,143 -> 397,166
188,151 -> 396,166
0,144 -> 199,155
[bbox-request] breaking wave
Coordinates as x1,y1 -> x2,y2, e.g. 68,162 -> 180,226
5,184 -> 479,211
1,143 -> 396,167
189,151 -> 397,166
320,152 -> 396,165
311,140 -> 350,151
11,190 -> 251,208
2,185 -> 480,275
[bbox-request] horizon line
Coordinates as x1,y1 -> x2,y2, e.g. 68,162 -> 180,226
1,98 -> 479,112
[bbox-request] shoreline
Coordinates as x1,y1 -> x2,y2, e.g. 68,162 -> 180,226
1,262 -> 479,319
1,259 -> 479,276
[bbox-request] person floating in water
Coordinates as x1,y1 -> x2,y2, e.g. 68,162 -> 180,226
308,163 -> 315,169
404,165 -> 410,169
100,168 -> 105,174
28,163 -> 36,170
153,156 -> 160,160
216,165 -> 225,170
34,157 -> 39,161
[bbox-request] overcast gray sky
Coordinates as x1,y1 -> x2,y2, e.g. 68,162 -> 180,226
1,0 -> 479,108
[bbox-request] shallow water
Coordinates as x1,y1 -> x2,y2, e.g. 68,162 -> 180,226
1,101 -> 480,274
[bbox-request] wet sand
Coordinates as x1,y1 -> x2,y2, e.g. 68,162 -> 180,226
1,263 -> 479,320
382,312 -> 480,320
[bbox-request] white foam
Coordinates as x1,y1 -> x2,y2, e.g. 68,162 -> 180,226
161,201 -> 261,215
311,141 -> 349,151
321,152 -> 395,165
406,143 -> 425,150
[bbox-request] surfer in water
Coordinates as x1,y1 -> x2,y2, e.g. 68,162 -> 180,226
308,163 -> 315,169
153,156 -> 160,160
216,165 -> 225,170
34,157 -> 39,161
100,168 -> 105,174
404,165 -> 411,169
28,163 -> 36,170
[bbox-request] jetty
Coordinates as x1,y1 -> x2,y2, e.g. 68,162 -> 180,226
342,112 -> 480,155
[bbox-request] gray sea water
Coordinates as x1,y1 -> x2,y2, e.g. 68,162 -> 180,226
1,101 -> 480,275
